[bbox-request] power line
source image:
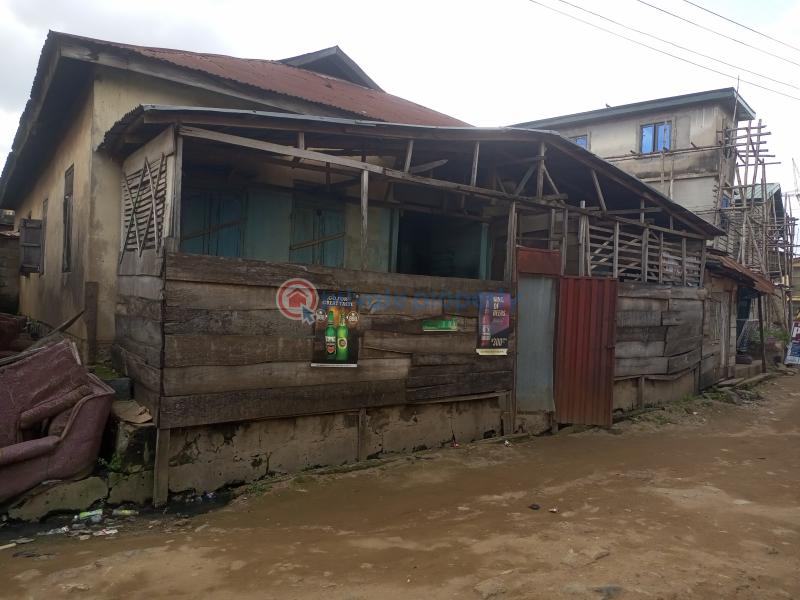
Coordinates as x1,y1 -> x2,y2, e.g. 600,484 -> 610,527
636,0 -> 800,69
552,0 -> 799,91
524,0 -> 800,102
680,0 -> 800,56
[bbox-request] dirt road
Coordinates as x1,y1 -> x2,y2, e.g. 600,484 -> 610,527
2,375 -> 799,599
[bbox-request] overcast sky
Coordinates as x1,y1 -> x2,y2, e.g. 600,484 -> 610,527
1,0 -> 799,208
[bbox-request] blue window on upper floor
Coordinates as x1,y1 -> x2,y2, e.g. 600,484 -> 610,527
641,122 -> 671,154
570,135 -> 588,149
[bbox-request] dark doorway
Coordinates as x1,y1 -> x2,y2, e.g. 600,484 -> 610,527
396,212 -> 488,279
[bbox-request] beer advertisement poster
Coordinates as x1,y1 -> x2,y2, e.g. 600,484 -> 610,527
476,292 -> 511,356
311,290 -> 359,367
786,321 -> 800,365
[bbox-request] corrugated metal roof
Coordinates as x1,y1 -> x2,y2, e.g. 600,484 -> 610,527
707,254 -> 775,294
513,88 -> 756,129
741,182 -> 781,201
98,105 -> 724,239
65,33 -> 465,127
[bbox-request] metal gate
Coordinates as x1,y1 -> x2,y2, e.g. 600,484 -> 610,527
515,275 -> 557,413
555,277 -> 617,426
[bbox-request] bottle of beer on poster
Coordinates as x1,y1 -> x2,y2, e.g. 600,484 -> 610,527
325,310 -> 337,360
336,312 -> 349,362
480,301 -> 492,346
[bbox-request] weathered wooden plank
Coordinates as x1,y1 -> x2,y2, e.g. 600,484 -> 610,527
617,283 -> 673,300
615,326 -> 667,343
667,347 -> 701,374
164,335 -> 312,367
360,315 -> 476,335
617,297 -> 668,312
411,353 -> 513,368
163,306 -> 313,336
113,345 -> 162,392
615,356 -> 669,377
406,371 -> 512,402
616,311 -> 662,328
665,321 -> 702,341
359,347 -> 413,359
165,280 -> 279,310
117,275 -> 164,301
442,297 -> 481,317
616,282 -> 707,300
166,252 -> 511,296
116,295 -> 162,321
159,380 -> 408,428
407,369 -> 512,389
115,334 -> 162,367
668,299 -> 704,313
162,357 -> 411,396
615,341 -> 666,359
360,293 -> 443,317
115,313 -> 162,349
661,310 -> 703,327
119,250 -> 163,277
664,334 -> 702,357
362,330 -> 476,354
153,428 -> 170,508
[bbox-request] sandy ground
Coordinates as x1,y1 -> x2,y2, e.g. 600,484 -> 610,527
1,375 -> 799,600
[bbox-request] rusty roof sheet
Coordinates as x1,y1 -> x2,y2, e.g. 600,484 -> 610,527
708,254 -> 775,294
68,33 -> 466,127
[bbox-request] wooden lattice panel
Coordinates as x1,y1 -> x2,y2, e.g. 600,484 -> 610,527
120,154 -> 167,258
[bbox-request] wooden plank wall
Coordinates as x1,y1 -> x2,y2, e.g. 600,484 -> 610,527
158,252 -> 514,429
112,126 -> 175,418
113,251 -> 164,417
614,282 -> 706,379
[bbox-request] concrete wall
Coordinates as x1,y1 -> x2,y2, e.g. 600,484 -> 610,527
89,67 -> 271,358
166,398 -> 504,494
14,89 -> 94,353
0,234 -> 19,313
11,66 -> 273,360
548,101 -> 733,215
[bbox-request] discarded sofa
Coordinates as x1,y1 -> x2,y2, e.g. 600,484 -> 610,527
0,341 -> 114,503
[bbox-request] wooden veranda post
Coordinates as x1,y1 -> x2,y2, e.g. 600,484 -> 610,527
757,293 -> 768,374
505,202 -> 517,281
361,169 -> 369,270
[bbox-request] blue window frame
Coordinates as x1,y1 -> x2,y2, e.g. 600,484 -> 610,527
640,121 -> 671,154
570,135 -> 588,149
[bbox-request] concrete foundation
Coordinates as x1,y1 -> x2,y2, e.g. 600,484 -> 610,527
166,397 -> 506,494
614,368 -> 699,411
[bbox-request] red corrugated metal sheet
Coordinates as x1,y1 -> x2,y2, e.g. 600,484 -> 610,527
517,247 -> 561,276
555,277 -> 617,427
75,34 -> 466,127
713,255 -> 775,295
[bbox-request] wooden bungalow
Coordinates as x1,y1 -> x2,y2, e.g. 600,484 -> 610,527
97,106 -> 720,502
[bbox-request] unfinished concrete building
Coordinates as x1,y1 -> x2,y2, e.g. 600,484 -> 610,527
516,88 -> 795,371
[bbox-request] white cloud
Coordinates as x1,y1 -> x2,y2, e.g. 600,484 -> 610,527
0,0 -> 798,196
